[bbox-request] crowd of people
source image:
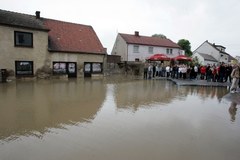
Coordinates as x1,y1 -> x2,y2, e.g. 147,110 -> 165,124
143,62 -> 240,93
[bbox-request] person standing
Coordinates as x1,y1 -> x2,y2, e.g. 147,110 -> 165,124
148,63 -> 153,79
200,65 -> 206,80
230,64 -> 240,93
225,64 -> 232,83
194,65 -> 198,79
143,63 -> 148,79
219,62 -> 226,82
166,65 -> 170,78
152,64 -> 156,78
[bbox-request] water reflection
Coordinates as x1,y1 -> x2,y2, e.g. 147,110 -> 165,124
222,92 -> 240,122
229,102 -> 237,122
114,80 -> 177,110
114,80 -> 229,111
1,78 -> 240,160
0,79 -> 106,141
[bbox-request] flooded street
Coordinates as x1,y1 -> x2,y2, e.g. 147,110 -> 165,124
0,78 -> 240,160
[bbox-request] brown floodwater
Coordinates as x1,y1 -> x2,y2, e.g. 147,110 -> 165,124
0,77 -> 240,160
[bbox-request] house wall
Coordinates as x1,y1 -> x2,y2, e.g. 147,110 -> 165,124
193,52 -> 218,66
0,25 -> 49,74
193,53 -> 205,65
127,44 -> 181,62
50,52 -> 105,77
111,34 -> 128,61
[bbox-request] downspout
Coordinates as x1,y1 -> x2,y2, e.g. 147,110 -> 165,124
126,43 -> 128,61
103,48 -> 108,76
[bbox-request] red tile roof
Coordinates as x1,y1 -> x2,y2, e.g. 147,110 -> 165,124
44,19 -> 106,54
120,33 -> 181,48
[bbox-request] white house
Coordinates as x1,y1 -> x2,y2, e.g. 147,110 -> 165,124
235,56 -> 240,63
193,52 -> 218,66
111,31 -> 183,62
193,40 -> 235,65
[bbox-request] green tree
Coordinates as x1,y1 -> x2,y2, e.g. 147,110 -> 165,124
177,39 -> 192,57
152,34 -> 167,39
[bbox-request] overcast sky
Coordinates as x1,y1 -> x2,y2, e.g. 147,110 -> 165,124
1,0 -> 240,56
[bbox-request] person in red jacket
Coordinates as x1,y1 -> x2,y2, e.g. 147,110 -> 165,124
200,65 -> 206,80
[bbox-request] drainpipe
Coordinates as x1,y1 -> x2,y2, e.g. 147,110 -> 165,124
126,43 -> 128,62
103,48 -> 108,76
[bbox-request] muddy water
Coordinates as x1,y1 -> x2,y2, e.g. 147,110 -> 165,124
0,78 -> 239,160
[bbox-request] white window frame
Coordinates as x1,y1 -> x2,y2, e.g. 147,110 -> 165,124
166,48 -> 173,54
133,45 -> 139,53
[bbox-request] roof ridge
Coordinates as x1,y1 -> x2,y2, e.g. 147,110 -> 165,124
119,32 -> 171,40
119,32 -> 180,48
0,9 -> 34,18
0,9 -> 92,28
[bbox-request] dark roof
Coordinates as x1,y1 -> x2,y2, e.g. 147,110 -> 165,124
44,19 -> 106,54
0,9 -> 48,31
119,33 -> 181,48
198,53 -> 218,62
228,54 -> 237,62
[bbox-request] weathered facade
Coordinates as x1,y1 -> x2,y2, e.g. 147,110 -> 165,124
0,24 -> 49,76
0,9 -> 106,79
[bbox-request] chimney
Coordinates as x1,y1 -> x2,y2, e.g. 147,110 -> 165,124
35,11 -> 40,19
134,31 -> 139,36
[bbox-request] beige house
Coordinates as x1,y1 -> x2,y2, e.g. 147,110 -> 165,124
0,9 -> 106,79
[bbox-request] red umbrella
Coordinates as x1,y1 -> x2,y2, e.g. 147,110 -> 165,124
172,55 -> 192,61
147,53 -> 171,61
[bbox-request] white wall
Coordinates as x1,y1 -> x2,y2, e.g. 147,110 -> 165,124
193,52 -> 217,66
127,44 -> 181,62
193,53 -> 204,65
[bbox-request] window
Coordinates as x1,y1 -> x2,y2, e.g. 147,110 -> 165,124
133,45 -> 139,53
84,62 -> 103,73
53,62 -> 67,74
14,31 -> 33,47
92,63 -> 102,73
166,48 -> 173,54
148,47 -> 153,54
15,61 -> 33,76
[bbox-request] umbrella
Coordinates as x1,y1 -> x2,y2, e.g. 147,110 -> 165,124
147,53 -> 171,61
172,55 -> 192,61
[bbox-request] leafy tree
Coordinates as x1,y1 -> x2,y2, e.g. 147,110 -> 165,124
152,34 -> 167,39
177,39 -> 192,57
190,56 -> 201,66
